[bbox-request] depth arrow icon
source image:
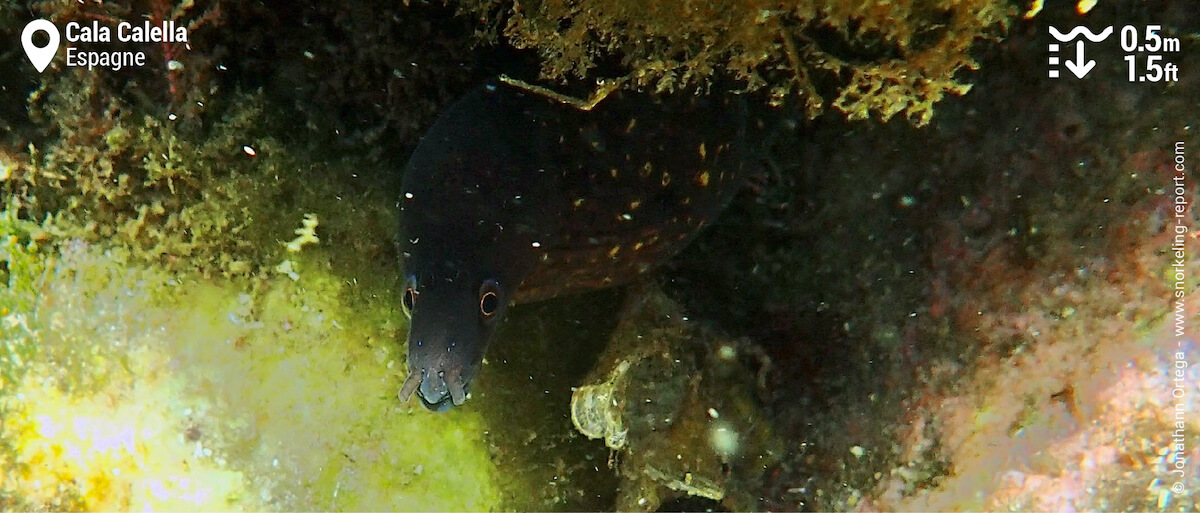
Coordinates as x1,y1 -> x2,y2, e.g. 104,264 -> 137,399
1064,41 -> 1095,78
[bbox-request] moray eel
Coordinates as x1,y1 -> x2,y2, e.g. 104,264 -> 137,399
397,78 -> 753,411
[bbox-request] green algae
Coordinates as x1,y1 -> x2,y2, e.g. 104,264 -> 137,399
0,221 -> 504,511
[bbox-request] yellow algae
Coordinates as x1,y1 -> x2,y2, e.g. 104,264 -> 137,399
285,213 -> 321,253
7,378 -> 249,511
0,232 -> 502,511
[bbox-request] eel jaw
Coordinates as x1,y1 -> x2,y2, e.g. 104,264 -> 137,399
397,367 -> 469,411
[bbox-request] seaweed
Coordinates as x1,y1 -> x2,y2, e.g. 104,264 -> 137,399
4,78 -> 284,276
460,0 -> 1016,125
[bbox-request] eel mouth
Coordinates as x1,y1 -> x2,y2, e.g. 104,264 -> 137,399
398,368 -> 468,411
418,390 -> 455,412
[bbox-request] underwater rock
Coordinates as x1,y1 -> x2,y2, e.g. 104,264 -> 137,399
570,284 -> 779,511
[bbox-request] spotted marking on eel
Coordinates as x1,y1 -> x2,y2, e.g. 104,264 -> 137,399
396,78 -> 753,411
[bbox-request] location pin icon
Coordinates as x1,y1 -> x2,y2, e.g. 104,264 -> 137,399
22,19 -> 60,73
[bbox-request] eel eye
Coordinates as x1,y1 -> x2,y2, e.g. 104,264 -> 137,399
402,281 -> 417,318
479,279 -> 502,319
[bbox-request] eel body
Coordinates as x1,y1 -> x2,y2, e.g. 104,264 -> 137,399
397,79 -> 752,410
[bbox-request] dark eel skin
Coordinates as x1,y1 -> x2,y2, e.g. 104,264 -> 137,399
397,78 -> 754,411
